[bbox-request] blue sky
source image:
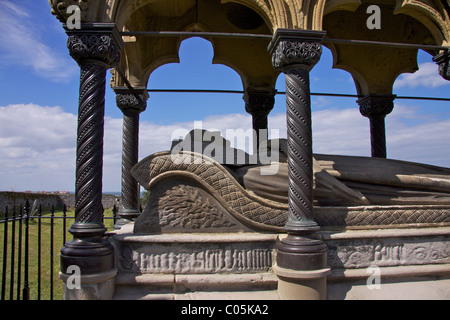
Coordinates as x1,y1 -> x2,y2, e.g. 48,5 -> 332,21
1,0 -> 450,192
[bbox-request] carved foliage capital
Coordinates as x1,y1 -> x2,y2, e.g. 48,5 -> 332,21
433,49 -> 450,81
66,27 -> 121,67
244,90 -> 276,116
116,90 -> 148,113
268,29 -> 326,71
272,40 -> 322,71
357,95 -> 396,118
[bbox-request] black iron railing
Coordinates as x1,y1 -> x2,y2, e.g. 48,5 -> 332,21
0,200 -> 118,300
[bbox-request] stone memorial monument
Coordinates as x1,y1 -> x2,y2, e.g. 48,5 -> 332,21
48,0 -> 450,300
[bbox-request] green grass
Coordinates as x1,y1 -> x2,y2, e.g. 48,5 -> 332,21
0,208 -> 116,300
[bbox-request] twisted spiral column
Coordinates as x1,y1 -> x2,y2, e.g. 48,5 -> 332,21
114,88 -> 148,226
268,29 -> 328,274
357,95 -> 395,158
75,63 -> 106,225
284,68 -> 316,231
60,24 -> 123,278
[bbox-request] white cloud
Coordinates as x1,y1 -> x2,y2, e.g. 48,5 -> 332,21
1,103 -> 449,192
0,1 -> 77,82
386,104 -> 450,165
394,62 -> 450,89
0,104 -> 77,191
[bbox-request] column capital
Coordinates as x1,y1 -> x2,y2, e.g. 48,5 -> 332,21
243,88 -> 276,116
433,49 -> 450,81
113,87 -> 148,113
65,23 -> 123,68
268,29 -> 326,71
357,94 -> 396,118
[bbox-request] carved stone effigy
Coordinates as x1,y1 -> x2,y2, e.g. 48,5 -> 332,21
131,132 -> 450,234
132,151 -> 288,233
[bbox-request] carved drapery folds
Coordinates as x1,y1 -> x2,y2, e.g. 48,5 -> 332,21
61,24 -> 123,276
114,87 -> 148,225
433,49 -> 450,81
357,94 -> 396,158
268,29 -> 328,271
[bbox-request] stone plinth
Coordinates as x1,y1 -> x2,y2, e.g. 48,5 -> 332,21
109,223 -> 450,300
324,227 -> 450,300
110,223 -> 280,299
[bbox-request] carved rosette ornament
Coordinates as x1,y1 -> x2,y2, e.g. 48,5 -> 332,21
433,49 -> 450,81
114,88 -> 148,225
357,94 -> 396,158
268,29 -> 328,271
61,24 -> 123,276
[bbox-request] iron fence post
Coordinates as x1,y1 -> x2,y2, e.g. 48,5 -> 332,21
22,200 -> 30,300
1,207 -> 8,300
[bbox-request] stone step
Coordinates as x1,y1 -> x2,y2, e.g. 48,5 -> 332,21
113,273 -> 279,300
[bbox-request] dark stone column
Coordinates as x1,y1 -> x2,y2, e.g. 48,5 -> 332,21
60,23 -> 123,299
433,49 -> 450,81
244,89 -> 276,152
268,30 -> 329,299
113,87 -> 148,227
357,94 -> 395,158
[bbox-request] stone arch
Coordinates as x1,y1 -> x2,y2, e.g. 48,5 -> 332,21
394,0 -> 450,46
106,0 -> 279,90
321,0 -> 449,96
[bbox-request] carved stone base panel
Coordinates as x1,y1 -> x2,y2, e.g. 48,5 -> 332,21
113,225 -> 278,275
322,227 -> 450,270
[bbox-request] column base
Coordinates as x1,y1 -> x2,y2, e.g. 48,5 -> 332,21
60,268 -> 117,300
114,207 -> 142,229
276,233 -> 327,270
274,264 -> 330,300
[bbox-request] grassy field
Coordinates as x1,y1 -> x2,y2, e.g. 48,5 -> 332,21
0,208 -> 116,300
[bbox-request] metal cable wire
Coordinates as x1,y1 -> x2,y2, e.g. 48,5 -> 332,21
144,89 -> 450,102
